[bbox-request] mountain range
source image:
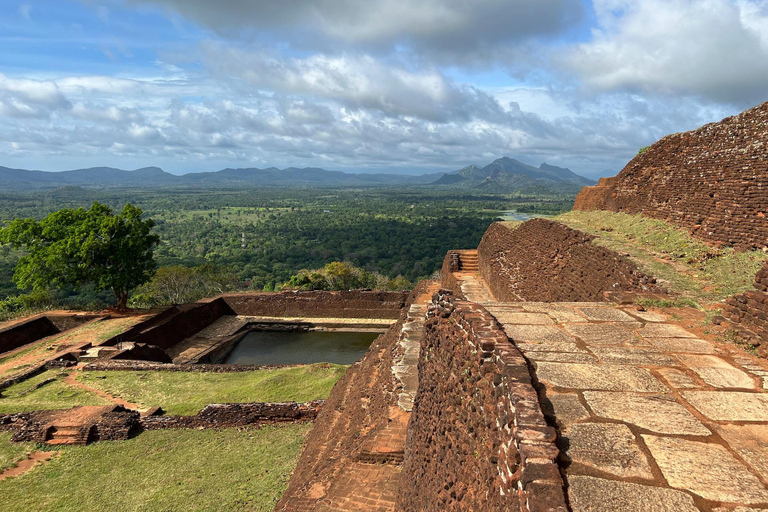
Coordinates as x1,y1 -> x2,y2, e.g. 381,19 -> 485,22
0,157 -> 595,192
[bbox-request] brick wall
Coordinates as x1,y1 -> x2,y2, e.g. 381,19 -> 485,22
573,101 -> 768,250
220,290 -> 407,319
723,261 -> 768,357
0,316 -> 59,354
476,220 -> 659,302
396,291 -> 566,512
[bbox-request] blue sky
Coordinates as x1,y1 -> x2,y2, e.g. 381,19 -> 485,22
1,0 -> 767,178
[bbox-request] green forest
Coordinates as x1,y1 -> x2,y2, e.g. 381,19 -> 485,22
0,186 -> 573,310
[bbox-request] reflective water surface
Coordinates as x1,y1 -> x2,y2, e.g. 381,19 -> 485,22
222,330 -> 380,365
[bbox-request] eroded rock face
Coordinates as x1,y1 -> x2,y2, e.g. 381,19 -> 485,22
573,101 -> 768,251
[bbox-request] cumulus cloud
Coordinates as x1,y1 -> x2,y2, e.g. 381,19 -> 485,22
565,0 -> 768,105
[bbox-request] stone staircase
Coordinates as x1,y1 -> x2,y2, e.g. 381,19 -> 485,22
44,424 -> 91,446
456,250 -> 478,272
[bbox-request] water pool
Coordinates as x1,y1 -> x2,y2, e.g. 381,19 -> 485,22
221,330 -> 381,365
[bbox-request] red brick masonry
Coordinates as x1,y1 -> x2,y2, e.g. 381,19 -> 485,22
724,261 -> 768,357
397,290 -> 566,512
573,101 -> 768,250
476,220 -> 659,302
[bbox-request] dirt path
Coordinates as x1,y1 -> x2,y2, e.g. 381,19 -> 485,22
62,371 -> 146,411
0,451 -> 56,481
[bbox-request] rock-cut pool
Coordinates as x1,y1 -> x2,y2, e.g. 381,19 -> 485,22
221,330 -> 381,365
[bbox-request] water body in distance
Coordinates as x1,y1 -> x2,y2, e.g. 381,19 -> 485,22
222,330 -> 380,365
499,211 -> 542,222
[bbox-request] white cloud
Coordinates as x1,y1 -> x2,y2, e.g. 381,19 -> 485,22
565,0 -> 768,105
19,4 -> 32,20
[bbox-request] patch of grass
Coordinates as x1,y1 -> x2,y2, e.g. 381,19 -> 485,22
79,363 -> 347,415
0,370 -> 110,414
0,433 -> 35,473
0,424 -> 310,511
635,298 -> 700,309
556,211 -> 768,303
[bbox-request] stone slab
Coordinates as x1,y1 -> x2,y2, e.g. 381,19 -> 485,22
536,363 -> 667,392
715,424 -> 768,480
545,393 -> 590,426
523,352 -> 598,364
563,323 -> 633,345
575,307 -> 638,323
487,311 -> 554,325
590,347 -> 676,366
563,423 -> 653,479
678,355 -> 756,389
638,324 -> 698,338
643,435 -> 768,504
568,475 -> 699,512
683,391 -> 768,421
627,309 -> 668,322
645,337 -> 715,354
520,303 -> 588,322
656,368 -> 699,389
517,342 -> 589,354
501,324 -> 578,344
583,392 -> 710,435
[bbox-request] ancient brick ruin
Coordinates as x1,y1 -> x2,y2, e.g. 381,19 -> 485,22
475,219 -> 660,302
573,101 -> 768,250
724,260 -> 768,357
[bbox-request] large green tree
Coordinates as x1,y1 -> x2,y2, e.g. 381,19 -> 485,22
0,202 -> 159,309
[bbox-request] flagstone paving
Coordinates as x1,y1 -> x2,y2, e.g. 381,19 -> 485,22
462,277 -> 768,512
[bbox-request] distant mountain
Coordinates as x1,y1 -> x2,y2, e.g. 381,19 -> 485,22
429,157 -> 595,193
0,157 -> 594,192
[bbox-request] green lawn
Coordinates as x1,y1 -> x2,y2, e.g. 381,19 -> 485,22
79,364 -> 347,415
0,433 -> 34,473
0,425 -> 310,511
0,370 -> 110,414
556,211 -> 768,303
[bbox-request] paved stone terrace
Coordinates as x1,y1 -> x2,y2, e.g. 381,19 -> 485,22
458,271 -> 768,511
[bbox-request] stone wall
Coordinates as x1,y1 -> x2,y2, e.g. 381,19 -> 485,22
127,299 -> 235,350
476,220 -> 659,302
573,101 -> 768,250
723,261 -> 768,357
397,291 -> 565,512
0,316 -> 59,354
220,290 -> 407,319
140,401 -> 323,430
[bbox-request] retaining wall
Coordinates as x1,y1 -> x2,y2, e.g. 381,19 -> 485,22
220,290 -> 407,319
140,400 -> 323,430
573,101 -> 768,250
397,291 -> 565,512
476,220 -> 659,302
723,261 -> 768,357
0,316 -> 59,354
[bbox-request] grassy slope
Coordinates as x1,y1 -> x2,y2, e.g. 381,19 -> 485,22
78,364 -> 347,415
0,433 -> 34,473
0,425 -> 310,512
0,370 -> 110,414
556,211 -> 768,304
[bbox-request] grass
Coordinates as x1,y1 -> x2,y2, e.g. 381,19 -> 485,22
0,370 -> 110,414
0,317 -> 147,381
0,433 -> 35,473
556,211 -> 768,303
0,424 -> 310,511
79,364 -> 347,415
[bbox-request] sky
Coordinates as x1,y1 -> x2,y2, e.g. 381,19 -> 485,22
1,0 -> 767,178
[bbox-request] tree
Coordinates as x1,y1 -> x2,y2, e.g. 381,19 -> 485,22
0,202 -> 159,309
129,264 -> 239,307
